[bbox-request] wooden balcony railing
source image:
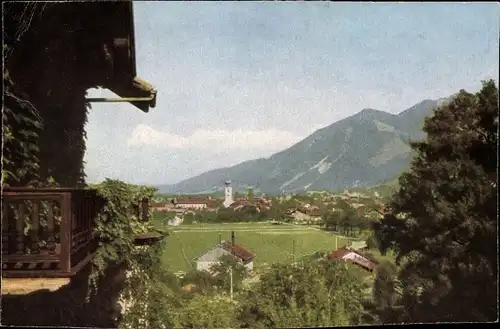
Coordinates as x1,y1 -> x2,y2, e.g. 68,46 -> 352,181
1,187 -> 105,278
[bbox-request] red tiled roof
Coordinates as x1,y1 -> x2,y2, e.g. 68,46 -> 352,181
229,200 -> 251,208
328,246 -> 378,271
328,247 -> 352,260
220,241 -> 256,262
286,208 -> 321,217
175,199 -> 208,205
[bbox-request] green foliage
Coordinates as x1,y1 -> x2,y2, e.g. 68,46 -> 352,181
151,211 -> 178,224
323,202 -> 364,236
366,234 -> 379,250
119,238 -> 182,329
192,206 -> 267,223
181,270 -> 218,295
183,212 -> 195,224
87,179 -> 158,298
238,259 -> 367,328
370,261 -> 401,321
209,255 -> 248,293
247,187 -> 254,201
262,200 -> 286,221
373,80 -> 498,322
2,66 -> 42,187
87,180 -> 179,329
175,294 -> 239,329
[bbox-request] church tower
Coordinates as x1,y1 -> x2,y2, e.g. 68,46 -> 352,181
223,180 -> 234,208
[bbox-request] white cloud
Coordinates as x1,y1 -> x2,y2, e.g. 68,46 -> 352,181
127,124 -> 317,155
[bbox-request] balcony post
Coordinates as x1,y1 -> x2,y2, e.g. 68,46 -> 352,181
59,192 -> 73,273
140,198 -> 149,222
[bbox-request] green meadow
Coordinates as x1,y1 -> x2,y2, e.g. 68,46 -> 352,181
158,222 -> 350,272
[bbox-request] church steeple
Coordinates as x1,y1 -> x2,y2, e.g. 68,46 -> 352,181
223,180 -> 234,208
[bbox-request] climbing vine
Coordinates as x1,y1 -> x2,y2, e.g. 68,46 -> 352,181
2,57 -> 43,187
86,179 -> 158,297
87,179 -> 177,328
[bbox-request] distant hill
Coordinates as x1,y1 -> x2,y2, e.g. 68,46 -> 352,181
158,96 -> 451,195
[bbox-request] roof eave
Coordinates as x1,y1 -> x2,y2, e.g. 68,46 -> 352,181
101,1 -> 157,113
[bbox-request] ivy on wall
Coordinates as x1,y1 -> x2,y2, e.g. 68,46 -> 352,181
2,59 -> 42,187
2,2 -> 115,188
87,180 -> 174,327
86,180 -> 163,298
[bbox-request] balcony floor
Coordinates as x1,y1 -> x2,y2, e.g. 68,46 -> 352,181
2,277 -> 71,295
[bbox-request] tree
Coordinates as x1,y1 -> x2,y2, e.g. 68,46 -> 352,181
209,255 -> 248,293
175,294 -> 240,329
370,261 -> 402,323
266,201 -> 285,221
183,212 -> 195,224
238,260 -> 367,328
372,80 -> 498,322
216,208 -> 233,222
323,211 -> 341,231
247,187 -> 254,202
181,269 -> 217,295
365,234 -> 379,250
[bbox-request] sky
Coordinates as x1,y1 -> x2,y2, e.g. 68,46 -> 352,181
84,2 -> 499,186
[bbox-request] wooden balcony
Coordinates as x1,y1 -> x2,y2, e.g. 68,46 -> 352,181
1,187 -> 105,278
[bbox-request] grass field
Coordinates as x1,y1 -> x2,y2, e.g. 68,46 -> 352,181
158,222 -> 351,272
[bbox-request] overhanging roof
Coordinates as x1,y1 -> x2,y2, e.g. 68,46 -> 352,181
87,1 -> 157,113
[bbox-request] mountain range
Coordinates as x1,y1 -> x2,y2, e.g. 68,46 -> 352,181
158,96 -> 451,195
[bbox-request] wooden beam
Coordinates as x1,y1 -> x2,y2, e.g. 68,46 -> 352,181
86,96 -> 154,103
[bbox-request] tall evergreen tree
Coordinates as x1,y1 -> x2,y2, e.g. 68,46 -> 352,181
373,80 -> 498,323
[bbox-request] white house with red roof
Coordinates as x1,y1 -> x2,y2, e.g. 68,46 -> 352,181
193,231 -> 256,272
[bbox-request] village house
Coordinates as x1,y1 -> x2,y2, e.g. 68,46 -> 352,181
226,193 -> 271,212
285,208 -> 322,224
167,216 -> 183,227
327,246 -> 378,272
229,202 -> 251,212
150,202 -> 175,212
174,199 -> 209,210
193,232 -> 256,272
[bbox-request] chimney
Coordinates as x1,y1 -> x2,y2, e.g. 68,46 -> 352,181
218,232 -> 222,244
231,231 -> 235,246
